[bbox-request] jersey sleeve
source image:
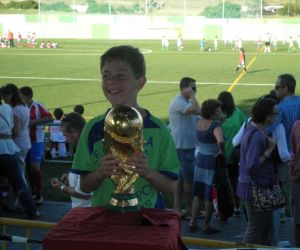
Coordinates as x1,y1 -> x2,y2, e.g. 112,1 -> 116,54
156,123 -> 180,179
37,103 -> 52,118
72,122 -> 94,175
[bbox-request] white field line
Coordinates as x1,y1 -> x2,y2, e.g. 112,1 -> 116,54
0,50 -> 299,56
0,76 -> 273,86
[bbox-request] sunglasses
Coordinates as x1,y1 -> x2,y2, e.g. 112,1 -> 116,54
275,85 -> 283,90
192,87 -> 197,91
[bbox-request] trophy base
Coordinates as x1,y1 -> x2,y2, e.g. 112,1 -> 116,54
108,192 -> 140,213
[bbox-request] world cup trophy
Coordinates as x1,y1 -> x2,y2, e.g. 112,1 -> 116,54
104,106 -> 144,213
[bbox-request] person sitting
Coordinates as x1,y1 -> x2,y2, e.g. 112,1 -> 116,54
39,41 -> 46,49
51,112 -> 92,208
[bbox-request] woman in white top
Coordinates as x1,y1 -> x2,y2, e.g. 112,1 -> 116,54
0,92 -> 39,219
1,83 -> 31,181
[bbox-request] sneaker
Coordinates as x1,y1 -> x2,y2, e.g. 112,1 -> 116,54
35,196 -> 44,205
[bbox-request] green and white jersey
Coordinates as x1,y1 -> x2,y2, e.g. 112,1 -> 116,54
73,109 -> 179,208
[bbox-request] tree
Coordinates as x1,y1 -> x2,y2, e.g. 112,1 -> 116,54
201,1 -> 241,18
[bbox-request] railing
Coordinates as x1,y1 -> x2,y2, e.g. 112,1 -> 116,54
0,217 -> 268,250
0,218 -> 54,250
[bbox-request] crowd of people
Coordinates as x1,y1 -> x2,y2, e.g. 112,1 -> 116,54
169,73 -> 300,246
0,83 -> 86,216
0,31 -> 59,48
0,45 -> 300,247
160,33 -> 300,54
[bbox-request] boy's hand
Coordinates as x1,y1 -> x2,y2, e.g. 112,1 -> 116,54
96,154 -> 122,179
127,152 -> 151,178
51,178 -> 63,189
60,173 -> 69,184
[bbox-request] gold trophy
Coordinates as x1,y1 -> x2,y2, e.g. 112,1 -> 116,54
104,106 -> 144,213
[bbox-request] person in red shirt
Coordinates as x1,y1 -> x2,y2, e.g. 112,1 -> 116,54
7,30 -> 14,48
234,48 -> 248,73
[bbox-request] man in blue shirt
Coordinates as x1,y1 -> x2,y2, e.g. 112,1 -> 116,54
273,74 -> 300,152
168,77 -> 201,218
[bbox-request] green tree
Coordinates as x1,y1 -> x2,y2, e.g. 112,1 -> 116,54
202,2 -> 241,18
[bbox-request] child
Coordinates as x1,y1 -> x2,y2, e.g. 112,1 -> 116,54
234,48 -> 248,73
40,41 -> 46,49
73,104 -> 84,116
17,32 -> 22,48
72,45 -> 179,208
49,108 -> 67,158
51,112 -> 92,208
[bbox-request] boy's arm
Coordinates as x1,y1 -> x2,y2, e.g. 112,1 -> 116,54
143,170 -> 175,194
30,115 -> 53,126
30,103 -> 53,126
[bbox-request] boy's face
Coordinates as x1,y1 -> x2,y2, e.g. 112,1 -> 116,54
61,125 -> 79,145
101,60 -> 145,108
20,93 -> 32,105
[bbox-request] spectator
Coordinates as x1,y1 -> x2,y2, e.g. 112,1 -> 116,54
49,108 -> 67,158
289,120 -> 300,247
73,105 -> 84,116
1,84 -> 31,182
72,45 -> 180,208
271,73 -> 300,217
168,77 -> 201,218
237,97 -> 278,245
188,99 -> 224,234
0,93 -> 39,219
20,86 -> 53,205
217,91 -> 246,216
51,112 -> 92,208
1,83 -> 31,211
272,74 -> 300,152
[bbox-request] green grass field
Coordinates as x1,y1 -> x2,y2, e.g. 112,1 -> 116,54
1,39 -> 300,122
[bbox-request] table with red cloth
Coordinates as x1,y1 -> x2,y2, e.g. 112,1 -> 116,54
43,207 -> 188,250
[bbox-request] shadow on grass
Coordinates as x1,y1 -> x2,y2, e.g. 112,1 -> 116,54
248,68 -> 270,74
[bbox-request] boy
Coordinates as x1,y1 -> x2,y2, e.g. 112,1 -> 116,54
234,48 -> 248,73
20,86 -> 53,205
73,45 -> 179,209
51,112 -> 92,208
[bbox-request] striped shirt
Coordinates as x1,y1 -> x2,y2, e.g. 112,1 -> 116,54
29,101 -> 52,142
272,95 -> 300,152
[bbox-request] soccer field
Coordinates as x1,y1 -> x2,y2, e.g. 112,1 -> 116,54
1,39 -> 300,121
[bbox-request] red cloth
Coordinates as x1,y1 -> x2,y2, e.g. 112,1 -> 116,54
43,207 -> 187,250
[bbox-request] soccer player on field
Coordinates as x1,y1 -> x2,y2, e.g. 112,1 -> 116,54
234,48 -> 248,73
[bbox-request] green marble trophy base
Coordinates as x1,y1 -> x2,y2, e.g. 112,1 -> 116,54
108,192 -> 140,213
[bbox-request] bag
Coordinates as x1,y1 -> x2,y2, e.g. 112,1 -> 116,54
272,146 -> 283,167
214,154 -> 234,218
229,145 -> 240,165
251,183 -> 287,212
